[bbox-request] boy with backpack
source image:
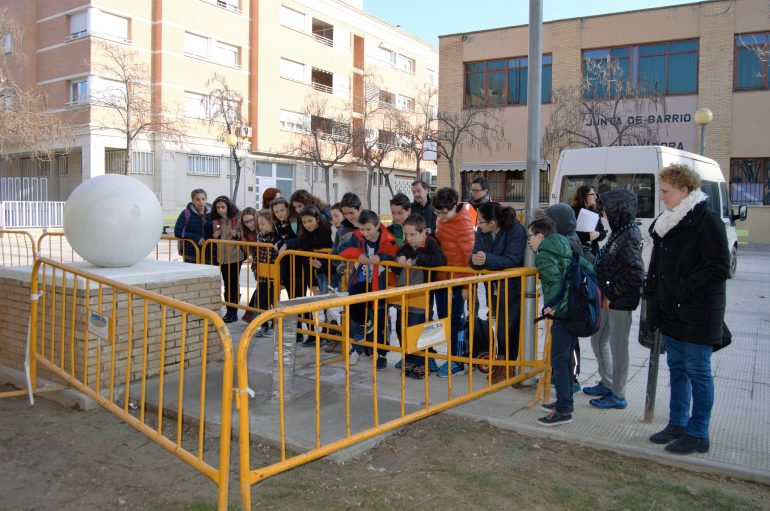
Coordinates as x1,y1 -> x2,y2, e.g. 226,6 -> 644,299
528,217 -> 586,426
583,189 -> 644,409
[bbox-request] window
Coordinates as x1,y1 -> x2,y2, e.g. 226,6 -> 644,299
310,115 -> 349,141
214,41 -> 239,67
397,94 -> 414,112
426,68 -> 437,86
2,33 -> 11,54
464,55 -> 552,107
98,11 -> 128,42
280,58 -> 306,81
39,161 -> 51,177
106,150 -> 153,174
397,54 -> 415,74
379,90 -> 395,107
57,155 -> 68,177
70,79 -> 89,104
730,158 -> 770,205
583,40 -> 698,98
378,47 -> 396,67
184,32 -> 208,59
187,155 -> 220,176
735,33 -> 769,90
69,11 -> 88,38
279,109 -> 309,132
132,151 -> 155,175
184,92 -> 208,118
96,78 -> 126,106
557,173 -> 657,218
281,5 -> 306,32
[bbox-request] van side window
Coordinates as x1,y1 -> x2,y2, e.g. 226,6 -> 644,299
560,173 -> 656,218
718,182 -> 730,218
701,180 -> 720,215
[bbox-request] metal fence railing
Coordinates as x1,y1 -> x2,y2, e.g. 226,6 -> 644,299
1,201 -> 65,228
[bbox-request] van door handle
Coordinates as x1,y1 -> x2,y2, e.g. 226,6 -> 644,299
635,221 -> 643,225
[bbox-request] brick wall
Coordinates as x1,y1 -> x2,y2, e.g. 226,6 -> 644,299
0,275 -> 223,390
698,0 -> 735,179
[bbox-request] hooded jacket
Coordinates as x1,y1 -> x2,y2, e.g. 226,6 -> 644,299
394,235 -> 447,286
470,220 -> 527,299
535,233 -> 572,316
644,195 -> 729,345
338,223 -> 399,290
594,189 -> 644,311
435,202 -> 476,278
174,202 -> 213,262
410,197 -> 437,233
544,203 -> 583,257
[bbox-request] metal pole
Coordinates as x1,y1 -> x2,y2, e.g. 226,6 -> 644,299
699,125 -> 706,156
522,0 -> 543,376
644,329 -> 663,422
229,147 -> 234,200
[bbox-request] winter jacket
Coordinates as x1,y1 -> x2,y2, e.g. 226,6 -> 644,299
174,202 -> 212,262
213,216 -> 245,265
644,199 -> 729,345
332,220 -> 356,254
435,202 -> 476,279
253,231 -> 278,282
469,193 -> 490,213
545,203 -> 583,257
297,228 -> 333,276
572,205 -> 607,256
535,233 -> 572,317
410,197 -> 437,233
594,189 -> 644,311
470,220 -> 527,299
274,219 -> 300,250
338,223 -> 399,291
394,235 -> 447,286
387,223 -> 405,247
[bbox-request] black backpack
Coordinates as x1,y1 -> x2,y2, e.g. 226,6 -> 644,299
543,253 -> 602,337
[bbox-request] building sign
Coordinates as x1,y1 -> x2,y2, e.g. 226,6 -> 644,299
581,96 -> 697,153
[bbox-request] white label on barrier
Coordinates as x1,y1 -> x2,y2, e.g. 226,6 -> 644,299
88,311 -> 109,339
415,320 -> 446,351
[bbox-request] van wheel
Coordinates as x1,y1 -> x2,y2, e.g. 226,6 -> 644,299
729,246 -> 737,278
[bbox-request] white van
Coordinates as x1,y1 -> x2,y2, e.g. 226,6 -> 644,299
551,146 -> 747,276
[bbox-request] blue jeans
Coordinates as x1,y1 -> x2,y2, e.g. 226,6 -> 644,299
551,321 -> 577,414
435,287 -> 465,359
664,334 -> 714,438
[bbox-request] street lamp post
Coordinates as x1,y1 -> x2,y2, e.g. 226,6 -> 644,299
694,107 -> 713,157
225,132 -> 238,200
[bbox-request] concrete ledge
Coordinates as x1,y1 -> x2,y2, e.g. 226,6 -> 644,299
0,364 -> 97,411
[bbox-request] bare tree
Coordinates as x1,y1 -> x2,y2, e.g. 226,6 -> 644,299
205,74 -> 249,201
0,9 -> 72,162
284,94 -> 354,204
90,40 -> 185,175
542,58 -> 668,160
392,85 -> 437,178
433,106 -> 507,190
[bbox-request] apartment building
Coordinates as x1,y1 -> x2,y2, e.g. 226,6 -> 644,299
438,0 -> 770,242
0,0 -> 437,217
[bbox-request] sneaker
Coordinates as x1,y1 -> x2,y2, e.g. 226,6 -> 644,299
301,337 -> 315,348
589,394 -> 628,409
436,362 -> 466,378
376,356 -> 387,370
537,409 -> 573,427
364,318 -> 374,335
664,434 -> 710,455
324,340 -> 340,353
395,359 -> 403,370
582,381 -> 612,397
649,424 -> 687,444
427,358 -> 440,373
242,311 -> 255,323
571,381 -> 581,394
254,325 -> 268,337
540,401 -> 558,412
349,350 -> 359,366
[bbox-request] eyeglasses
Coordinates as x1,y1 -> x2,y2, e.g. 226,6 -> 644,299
587,193 -> 597,197
470,188 -> 484,193
527,233 -> 540,240
243,217 -> 256,224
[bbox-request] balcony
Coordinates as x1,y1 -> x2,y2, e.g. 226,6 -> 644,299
312,19 -> 333,48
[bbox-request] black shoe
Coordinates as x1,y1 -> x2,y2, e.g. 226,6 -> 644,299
540,401 -> 558,412
665,434 -> 710,454
223,311 -> 237,323
649,424 -> 687,444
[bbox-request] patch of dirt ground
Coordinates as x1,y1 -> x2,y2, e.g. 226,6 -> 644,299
1,389 -> 769,511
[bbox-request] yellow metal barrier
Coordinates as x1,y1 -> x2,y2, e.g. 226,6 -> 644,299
235,267 -> 548,509
22,257 -> 235,510
0,229 -> 37,266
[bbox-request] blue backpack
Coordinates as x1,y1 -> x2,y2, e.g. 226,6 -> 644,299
544,253 -> 602,337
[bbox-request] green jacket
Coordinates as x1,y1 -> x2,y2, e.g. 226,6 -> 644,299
535,233 -> 572,316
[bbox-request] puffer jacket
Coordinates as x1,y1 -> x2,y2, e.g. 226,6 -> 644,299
535,233 -> 572,316
545,203 -> 583,257
338,223 -> 399,291
644,200 -> 729,345
174,202 -> 212,262
435,202 -> 476,278
594,189 -> 644,311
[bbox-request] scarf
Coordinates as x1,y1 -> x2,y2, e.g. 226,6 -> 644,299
653,189 -> 707,238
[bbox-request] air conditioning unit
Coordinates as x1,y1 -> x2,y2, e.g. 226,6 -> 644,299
66,31 -> 86,41
237,126 -> 252,138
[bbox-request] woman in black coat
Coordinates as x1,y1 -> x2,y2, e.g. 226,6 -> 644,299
571,185 -> 607,257
644,163 -> 730,455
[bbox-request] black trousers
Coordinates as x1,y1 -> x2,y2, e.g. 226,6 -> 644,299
220,261 -> 242,314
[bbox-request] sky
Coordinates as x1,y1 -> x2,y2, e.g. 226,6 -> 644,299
363,0 -> 703,46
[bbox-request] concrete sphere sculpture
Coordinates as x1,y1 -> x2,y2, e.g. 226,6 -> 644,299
63,174 -> 163,267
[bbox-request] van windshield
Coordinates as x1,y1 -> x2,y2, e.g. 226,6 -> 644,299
559,173 -> 656,218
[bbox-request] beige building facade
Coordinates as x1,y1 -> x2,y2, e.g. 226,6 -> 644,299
438,0 -> 770,242
0,0 -> 437,217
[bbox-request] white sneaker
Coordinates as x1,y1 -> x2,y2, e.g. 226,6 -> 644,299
349,351 -> 359,365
